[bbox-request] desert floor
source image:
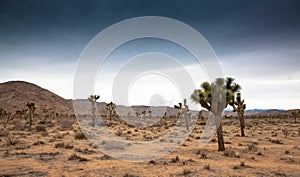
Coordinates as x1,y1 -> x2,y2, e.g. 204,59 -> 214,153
0,117 -> 299,177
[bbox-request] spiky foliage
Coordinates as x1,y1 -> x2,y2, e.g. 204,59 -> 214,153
106,101 -> 116,121
232,92 -> 246,136
88,95 -> 100,127
0,108 -> 6,120
15,109 -> 27,120
291,110 -> 299,123
191,77 -> 241,151
174,99 -> 191,130
26,102 -> 36,126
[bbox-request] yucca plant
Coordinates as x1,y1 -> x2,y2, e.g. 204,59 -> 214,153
88,95 -> 100,127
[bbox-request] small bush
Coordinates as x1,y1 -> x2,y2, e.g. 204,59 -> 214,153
204,164 -> 210,170
0,130 -> 9,137
38,120 -> 46,124
247,143 -> 258,152
171,156 -> 180,163
198,150 -> 208,159
182,168 -> 191,176
224,148 -> 237,157
36,125 -> 46,132
68,153 -> 87,161
270,139 -> 283,144
5,134 -> 18,146
282,128 -> 289,138
74,132 -> 87,140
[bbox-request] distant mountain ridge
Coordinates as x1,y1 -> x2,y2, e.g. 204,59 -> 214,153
0,81 -> 297,117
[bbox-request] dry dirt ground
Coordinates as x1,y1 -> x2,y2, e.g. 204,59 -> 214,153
0,117 -> 299,177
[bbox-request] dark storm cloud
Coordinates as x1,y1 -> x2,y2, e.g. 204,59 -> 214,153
0,0 -> 299,108
0,0 -> 299,61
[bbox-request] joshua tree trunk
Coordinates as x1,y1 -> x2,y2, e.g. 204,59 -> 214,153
238,113 -> 245,136
29,110 -> 32,126
215,114 -> 225,151
91,107 -> 95,127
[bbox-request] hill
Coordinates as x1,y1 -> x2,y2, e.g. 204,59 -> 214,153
0,81 -> 73,115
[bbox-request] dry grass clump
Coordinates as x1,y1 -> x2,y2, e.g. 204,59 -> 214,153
5,134 -> 19,146
224,147 -> 239,158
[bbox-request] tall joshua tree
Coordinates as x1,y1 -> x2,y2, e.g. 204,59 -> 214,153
26,102 -> 36,126
106,101 -> 116,122
191,78 -> 241,151
291,110 -> 299,123
174,99 -> 191,130
88,95 -> 100,127
232,92 -> 246,136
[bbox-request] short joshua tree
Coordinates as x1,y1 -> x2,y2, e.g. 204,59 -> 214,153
88,95 -> 100,127
106,101 -> 116,122
174,99 -> 191,130
26,102 -> 36,126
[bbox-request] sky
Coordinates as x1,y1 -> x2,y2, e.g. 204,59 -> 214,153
0,0 -> 300,110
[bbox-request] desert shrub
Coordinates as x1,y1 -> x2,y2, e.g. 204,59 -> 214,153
58,119 -> 74,130
68,153 -> 87,161
13,123 -> 27,131
74,132 -> 87,140
224,147 -> 238,157
247,143 -> 258,152
282,128 -> 289,138
203,164 -> 210,170
5,134 -> 18,146
54,142 -> 65,148
33,141 -> 44,146
257,151 -> 263,156
196,149 -> 208,159
182,169 -> 191,176
55,142 -> 74,149
123,174 -> 138,177
35,125 -> 46,132
38,120 -> 46,124
0,130 -> 9,137
171,156 -> 180,163
270,139 -> 283,144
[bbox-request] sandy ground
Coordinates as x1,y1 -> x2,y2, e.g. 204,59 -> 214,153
0,117 -> 299,177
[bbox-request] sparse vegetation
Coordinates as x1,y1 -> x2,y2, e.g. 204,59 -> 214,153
74,132 -> 87,140
35,125 -> 46,132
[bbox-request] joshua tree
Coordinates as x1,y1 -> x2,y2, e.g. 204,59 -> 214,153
0,108 -> 7,120
106,101 -> 116,121
232,92 -> 246,136
191,77 -> 241,151
174,99 -> 191,130
88,95 -> 100,127
291,110 -> 299,123
15,109 -> 27,120
148,110 -> 152,118
26,102 -> 36,126
135,111 -> 140,120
